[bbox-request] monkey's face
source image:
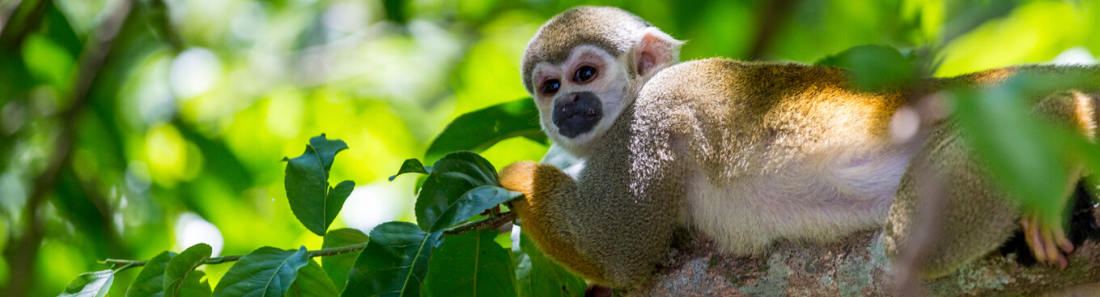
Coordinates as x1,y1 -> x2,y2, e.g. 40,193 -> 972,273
530,45 -> 633,154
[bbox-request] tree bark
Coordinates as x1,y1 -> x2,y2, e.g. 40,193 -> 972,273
624,208 -> 1100,296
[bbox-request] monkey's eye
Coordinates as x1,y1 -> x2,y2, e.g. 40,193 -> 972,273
574,66 -> 597,82
542,79 -> 560,94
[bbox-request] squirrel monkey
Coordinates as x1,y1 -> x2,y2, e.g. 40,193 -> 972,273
498,6 -> 1100,288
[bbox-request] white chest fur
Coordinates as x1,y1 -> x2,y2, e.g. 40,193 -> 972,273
685,149 -> 911,254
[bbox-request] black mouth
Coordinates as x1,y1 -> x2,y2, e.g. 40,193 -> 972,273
552,92 -> 603,138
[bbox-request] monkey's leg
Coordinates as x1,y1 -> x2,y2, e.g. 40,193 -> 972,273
884,126 -> 1021,278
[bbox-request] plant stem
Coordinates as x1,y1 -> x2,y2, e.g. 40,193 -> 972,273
443,211 -> 517,236
100,242 -> 370,270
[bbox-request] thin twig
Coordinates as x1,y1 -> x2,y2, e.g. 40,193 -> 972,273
443,212 -> 517,236
100,242 -> 371,270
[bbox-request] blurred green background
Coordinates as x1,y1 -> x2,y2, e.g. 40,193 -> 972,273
1,0 -> 1098,296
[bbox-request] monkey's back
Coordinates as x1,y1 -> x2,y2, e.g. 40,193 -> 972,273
637,59 -> 907,180
631,59 -> 911,253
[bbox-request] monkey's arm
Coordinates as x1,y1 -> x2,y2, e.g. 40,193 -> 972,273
499,161 -> 609,282
499,120 -> 685,288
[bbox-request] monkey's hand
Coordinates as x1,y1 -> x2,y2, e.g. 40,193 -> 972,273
499,161 -> 539,214
1020,211 -> 1074,268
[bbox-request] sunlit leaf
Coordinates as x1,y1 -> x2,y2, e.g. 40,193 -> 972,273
516,232 -> 585,297
954,82 -> 1067,223
284,134 -> 355,236
342,222 -> 441,297
389,158 -> 432,181
423,230 -> 517,297
212,246 -> 310,297
415,151 -> 499,232
126,251 -> 177,297
425,99 -> 546,164
59,270 -> 113,297
816,44 -> 916,92
163,243 -> 211,297
285,259 -> 339,297
322,228 -> 369,290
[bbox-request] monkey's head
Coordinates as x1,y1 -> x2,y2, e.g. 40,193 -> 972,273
522,6 -> 682,157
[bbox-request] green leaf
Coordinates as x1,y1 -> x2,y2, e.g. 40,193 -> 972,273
59,270 -> 114,297
816,44 -> 916,92
389,158 -> 432,181
425,99 -> 546,164
342,222 -> 441,297
423,230 -> 517,297
179,271 -> 212,297
416,152 -> 499,232
284,259 -> 339,297
163,243 -> 211,297
954,83 -> 1068,223
430,186 -> 522,232
322,228 -> 369,290
126,251 -> 177,297
516,233 -> 585,297
284,134 -> 355,236
212,246 -> 311,297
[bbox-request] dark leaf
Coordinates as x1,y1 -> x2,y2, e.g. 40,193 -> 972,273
125,251 -> 177,297
284,134 -> 354,236
284,259 -> 340,297
430,186 -> 522,232
322,228 -> 369,290
389,158 -> 432,181
516,233 -> 585,297
179,271 -> 212,297
163,243 -> 211,297
342,222 -> 441,297
423,230 -> 517,297
59,270 -> 114,297
212,246 -> 310,297
425,99 -> 546,164
415,152 -> 499,232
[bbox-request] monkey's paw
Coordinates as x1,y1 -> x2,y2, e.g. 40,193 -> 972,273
1020,212 -> 1074,269
499,161 -> 539,202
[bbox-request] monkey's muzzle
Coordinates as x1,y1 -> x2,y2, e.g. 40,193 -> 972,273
552,92 -> 603,138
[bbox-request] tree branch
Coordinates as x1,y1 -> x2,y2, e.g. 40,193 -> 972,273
444,212 -> 516,236
100,242 -> 370,270
625,207 -> 1100,296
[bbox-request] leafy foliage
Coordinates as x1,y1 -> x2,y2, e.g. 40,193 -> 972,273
425,99 -> 547,163
321,228 -> 369,290
212,246 -> 310,297
125,251 -> 176,297
59,270 -> 113,297
284,134 -> 356,236
342,222 -> 441,297
162,244 -> 212,297
285,260 -> 340,297
423,230 -> 518,297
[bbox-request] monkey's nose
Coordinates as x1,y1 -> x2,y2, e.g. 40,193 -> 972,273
552,92 -> 603,138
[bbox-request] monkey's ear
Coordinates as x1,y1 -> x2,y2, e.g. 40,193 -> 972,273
633,28 -> 683,78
